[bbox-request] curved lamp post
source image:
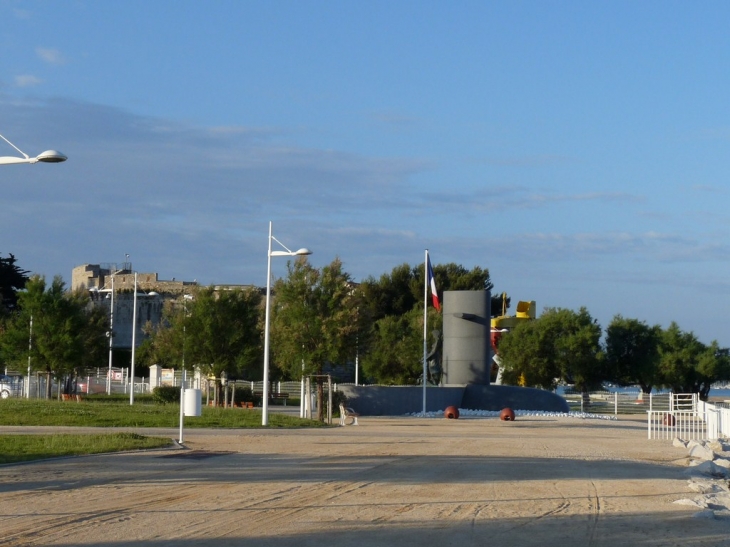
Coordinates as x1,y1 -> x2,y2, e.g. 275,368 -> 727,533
0,133 -> 67,165
262,221 -> 311,426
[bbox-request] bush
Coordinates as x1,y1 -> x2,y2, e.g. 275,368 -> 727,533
151,385 -> 180,405
235,386 -> 261,406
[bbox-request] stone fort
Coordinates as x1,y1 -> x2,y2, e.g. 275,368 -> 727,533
72,263 -> 257,350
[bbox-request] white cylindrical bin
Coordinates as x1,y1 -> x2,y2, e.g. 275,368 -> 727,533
183,388 -> 202,417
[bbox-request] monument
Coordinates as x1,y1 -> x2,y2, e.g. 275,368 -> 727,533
339,290 -> 569,415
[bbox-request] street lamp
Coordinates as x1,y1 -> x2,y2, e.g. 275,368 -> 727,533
89,267 -> 125,395
106,275 -> 115,395
0,133 -> 67,165
262,221 -> 311,426
129,272 -> 158,405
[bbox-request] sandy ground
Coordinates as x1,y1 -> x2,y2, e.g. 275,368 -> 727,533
0,415 -> 728,547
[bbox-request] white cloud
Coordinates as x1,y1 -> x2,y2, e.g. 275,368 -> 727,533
14,75 -> 43,87
3,94 -> 730,350
36,47 -> 66,65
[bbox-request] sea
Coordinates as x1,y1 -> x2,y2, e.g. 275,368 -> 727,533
556,384 -> 730,400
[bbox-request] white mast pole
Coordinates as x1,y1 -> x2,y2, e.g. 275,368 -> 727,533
422,249 -> 428,415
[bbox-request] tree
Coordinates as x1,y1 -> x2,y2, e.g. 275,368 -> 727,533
0,253 -> 29,316
361,308 -> 438,384
140,287 -> 263,404
270,257 -> 360,419
497,307 -> 603,397
359,262 -> 498,324
657,322 -> 730,401
0,275 -> 108,398
604,316 -> 662,394
357,261 -> 500,385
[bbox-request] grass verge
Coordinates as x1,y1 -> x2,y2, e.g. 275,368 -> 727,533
0,399 -> 327,428
0,432 -> 172,464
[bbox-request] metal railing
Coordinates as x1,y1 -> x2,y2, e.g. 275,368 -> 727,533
563,390 -> 672,415
645,394 -> 729,441
697,400 -> 730,440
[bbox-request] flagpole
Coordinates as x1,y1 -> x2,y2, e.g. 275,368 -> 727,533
422,249 -> 428,415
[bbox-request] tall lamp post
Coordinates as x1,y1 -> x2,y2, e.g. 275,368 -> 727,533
3,131 -> 65,398
262,221 -> 311,426
106,274 -> 115,395
129,273 -> 158,405
89,269 -> 122,395
0,133 -> 66,165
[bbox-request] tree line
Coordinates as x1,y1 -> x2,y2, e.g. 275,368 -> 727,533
1,252 -> 728,401
497,308 -> 730,401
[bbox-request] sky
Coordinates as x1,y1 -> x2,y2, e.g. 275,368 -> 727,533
2,1 -> 730,346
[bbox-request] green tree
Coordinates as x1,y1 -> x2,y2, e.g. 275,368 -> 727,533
657,322 -> 730,400
359,262 -> 498,323
361,308 -> 439,384
270,257 -> 360,419
141,287 -> 263,403
359,263 -> 420,321
604,316 -> 662,394
0,253 -> 29,316
357,261 -> 501,385
0,276 -> 108,398
498,307 -> 603,397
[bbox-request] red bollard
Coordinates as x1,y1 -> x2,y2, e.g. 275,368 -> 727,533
500,407 -> 515,421
444,406 -> 460,419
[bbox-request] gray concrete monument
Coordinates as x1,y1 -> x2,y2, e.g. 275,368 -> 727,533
442,290 -> 492,385
340,289 -> 569,415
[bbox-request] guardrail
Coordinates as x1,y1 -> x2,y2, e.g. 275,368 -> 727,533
645,394 -> 730,441
647,410 -> 707,440
697,400 -> 730,440
563,390 -> 672,415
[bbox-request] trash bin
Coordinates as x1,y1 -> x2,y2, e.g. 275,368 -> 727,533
183,388 -> 202,417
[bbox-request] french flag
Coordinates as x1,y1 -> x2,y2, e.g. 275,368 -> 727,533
427,254 -> 440,311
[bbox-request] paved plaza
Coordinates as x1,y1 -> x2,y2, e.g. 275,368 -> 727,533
1,415 -> 728,546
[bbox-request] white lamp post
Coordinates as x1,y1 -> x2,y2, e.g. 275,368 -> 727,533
90,271 -> 120,396
0,133 -> 66,165
129,273 -> 158,405
179,294 -> 193,444
26,314 -> 33,398
262,221 -> 311,426
106,275 -> 115,395
130,273 -> 139,405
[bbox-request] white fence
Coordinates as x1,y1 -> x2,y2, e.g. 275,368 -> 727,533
9,368 -> 149,399
563,390 -> 672,415
698,400 -> 730,441
647,394 -> 730,441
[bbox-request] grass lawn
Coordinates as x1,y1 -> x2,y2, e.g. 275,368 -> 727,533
0,398 -> 328,464
0,432 -> 172,464
0,398 -> 326,428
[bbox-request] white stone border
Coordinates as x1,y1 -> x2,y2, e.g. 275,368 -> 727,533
407,408 -> 618,420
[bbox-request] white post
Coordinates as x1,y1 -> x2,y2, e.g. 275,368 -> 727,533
422,249 -> 428,415
355,344 -> 359,386
179,386 -> 185,443
130,272 -> 138,405
327,376 -> 332,425
107,275 -> 114,395
262,222 -> 273,426
26,314 -> 33,398
300,360 -> 305,418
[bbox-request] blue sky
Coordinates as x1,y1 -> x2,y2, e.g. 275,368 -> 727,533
2,1 -> 730,345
